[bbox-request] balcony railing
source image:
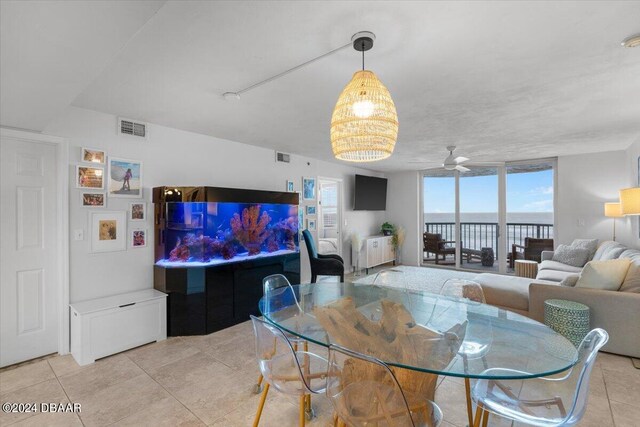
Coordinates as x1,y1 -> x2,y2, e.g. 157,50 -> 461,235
424,222 -> 554,258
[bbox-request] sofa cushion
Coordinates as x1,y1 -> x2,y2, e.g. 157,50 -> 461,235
619,249 -> 640,265
600,246 -> 626,260
571,239 -> 599,260
560,275 -> 580,287
538,260 -> 583,273
576,259 -> 631,291
536,269 -> 578,282
593,241 -> 625,261
552,244 -> 591,267
620,262 -> 640,293
473,273 -> 534,311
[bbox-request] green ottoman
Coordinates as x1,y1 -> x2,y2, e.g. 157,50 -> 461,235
544,299 -> 590,347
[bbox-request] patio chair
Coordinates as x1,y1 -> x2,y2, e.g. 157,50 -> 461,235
423,233 -> 456,264
510,238 -> 554,269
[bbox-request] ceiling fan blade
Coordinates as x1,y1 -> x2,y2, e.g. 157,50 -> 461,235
454,156 -> 469,164
456,165 -> 470,173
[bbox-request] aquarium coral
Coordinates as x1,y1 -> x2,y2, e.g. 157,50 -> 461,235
275,216 -> 298,251
230,205 -> 271,255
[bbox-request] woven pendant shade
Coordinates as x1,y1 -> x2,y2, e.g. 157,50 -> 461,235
330,70 -> 398,162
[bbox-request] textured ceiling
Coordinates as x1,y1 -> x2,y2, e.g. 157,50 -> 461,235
3,1 -> 640,171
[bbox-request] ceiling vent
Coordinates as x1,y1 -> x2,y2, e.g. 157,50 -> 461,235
118,117 -> 147,139
276,151 -> 291,163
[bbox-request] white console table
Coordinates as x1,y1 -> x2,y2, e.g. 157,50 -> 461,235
354,235 -> 396,274
70,289 -> 167,366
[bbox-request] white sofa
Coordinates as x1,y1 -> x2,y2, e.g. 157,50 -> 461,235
474,241 -> 640,358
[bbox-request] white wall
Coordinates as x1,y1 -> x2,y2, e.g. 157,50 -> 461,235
44,107 -> 385,303
556,150 -> 634,247
385,171 -> 421,266
625,139 -> 640,247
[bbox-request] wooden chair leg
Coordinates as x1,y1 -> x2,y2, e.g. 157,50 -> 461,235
253,374 -> 263,393
252,383 -> 270,427
473,404 -> 483,427
464,378 -> 474,427
299,395 -> 306,427
481,407 -> 489,427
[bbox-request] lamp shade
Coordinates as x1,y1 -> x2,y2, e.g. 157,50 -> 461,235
620,187 -> 640,215
604,202 -> 623,217
331,70 -> 398,162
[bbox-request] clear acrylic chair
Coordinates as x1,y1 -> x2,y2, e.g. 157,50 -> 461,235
326,344 -> 443,427
250,315 -> 328,427
471,328 -> 609,427
254,274 -> 305,394
371,269 -> 413,320
439,278 -> 489,427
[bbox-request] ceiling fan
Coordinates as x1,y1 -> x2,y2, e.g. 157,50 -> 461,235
443,145 -> 470,172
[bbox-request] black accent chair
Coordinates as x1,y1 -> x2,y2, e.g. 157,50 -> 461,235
302,229 -> 344,283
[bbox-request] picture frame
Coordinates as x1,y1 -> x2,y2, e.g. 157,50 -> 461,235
108,157 -> 143,198
303,177 -> 315,200
307,218 -> 316,231
131,229 -> 147,248
76,165 -> 104,189
81,192 -> 106,208
90,211 -> 127,253
81,147 -> 105,164
306,205 -> 316,216
286,180 -> 294,192
298,206 -> 304,237
130,202 -> 146,221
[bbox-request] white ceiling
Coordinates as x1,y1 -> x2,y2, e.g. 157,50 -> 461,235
2,1 -> 640,171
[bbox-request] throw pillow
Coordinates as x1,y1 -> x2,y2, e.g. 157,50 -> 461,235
571,239 -> 599,260
619,262 -> 640,293
560,275 -> 579,287
576,259 -> 632,291
600,246 -> 626,261
552,245 -> 591,268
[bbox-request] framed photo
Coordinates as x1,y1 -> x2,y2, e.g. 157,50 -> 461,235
303,177 -> 315,200
81,192 -> 106,208
81,147 -> 105,164
130,202 -> 146,221
286,180 -> 294,192
108,157 -> 143,198
131,229 -> 147,248
76,165 -> 104,189
306,205 -> 316,216
298,206 -> 304,238
307,218 -> 316,231
90,211 -> 126,253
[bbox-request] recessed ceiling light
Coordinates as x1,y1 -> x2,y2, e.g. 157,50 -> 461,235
223,92 -> 240,101
621,34 -> 640,48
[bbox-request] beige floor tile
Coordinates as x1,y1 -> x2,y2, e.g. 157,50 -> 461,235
602,366 -> 640,407
76,373 -> 171,426
110,395 -> 205,426
596,352 -> 635,374
149,351 -> 257,424
57,353 -> 145,402
574,393 -> 614,427
47,355 -> 84,378
0,360 -> 55,394
610,400 -> 640,427
9,411 -> 83,427
125,337 -> 200,372
0,378 -> 68,426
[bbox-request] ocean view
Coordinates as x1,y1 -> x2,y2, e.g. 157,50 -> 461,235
424,212 -> 554,224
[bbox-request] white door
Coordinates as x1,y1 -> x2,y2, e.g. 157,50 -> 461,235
317,178 -> 343,256
1,137 -> 59,367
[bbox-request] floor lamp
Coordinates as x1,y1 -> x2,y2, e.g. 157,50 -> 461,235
604,203 -> 623,241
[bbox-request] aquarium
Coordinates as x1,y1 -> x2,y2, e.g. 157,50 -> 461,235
155,202 -> 299,267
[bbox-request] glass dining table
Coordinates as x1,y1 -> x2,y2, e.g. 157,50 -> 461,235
259,281 -> 579,426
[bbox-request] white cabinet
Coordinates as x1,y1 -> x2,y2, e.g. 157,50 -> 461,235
356,235 -> 395,274
70,289 -> 167,366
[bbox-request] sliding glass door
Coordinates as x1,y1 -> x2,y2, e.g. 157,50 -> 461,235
422,159 -> 555,274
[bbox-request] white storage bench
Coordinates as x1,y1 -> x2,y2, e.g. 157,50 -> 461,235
70,289 -> 167,366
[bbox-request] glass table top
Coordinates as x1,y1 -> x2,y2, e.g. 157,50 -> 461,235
259,282 -> 578,380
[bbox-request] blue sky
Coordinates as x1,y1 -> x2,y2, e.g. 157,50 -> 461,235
423,169 -> 553,213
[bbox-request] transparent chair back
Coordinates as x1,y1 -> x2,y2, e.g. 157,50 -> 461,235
476,328 -> 608,427
371,269 -> 414,320
262,274 -> 302,316
250,315 -> 327,396
327,344 -> 443,427
440,278 -> 485,303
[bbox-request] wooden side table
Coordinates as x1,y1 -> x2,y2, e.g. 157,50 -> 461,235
515,259 -> 538,278
544,299 -> 590,347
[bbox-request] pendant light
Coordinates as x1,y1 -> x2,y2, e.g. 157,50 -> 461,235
331,32 -> 398,162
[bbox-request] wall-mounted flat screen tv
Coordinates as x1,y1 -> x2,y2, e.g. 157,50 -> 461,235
354,174 -> 387,211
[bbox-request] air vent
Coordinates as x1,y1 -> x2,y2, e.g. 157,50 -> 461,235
118,117 -> 147,138
276,151 -> 290,163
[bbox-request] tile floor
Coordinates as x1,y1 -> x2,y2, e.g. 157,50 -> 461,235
1,319 -> 638,427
